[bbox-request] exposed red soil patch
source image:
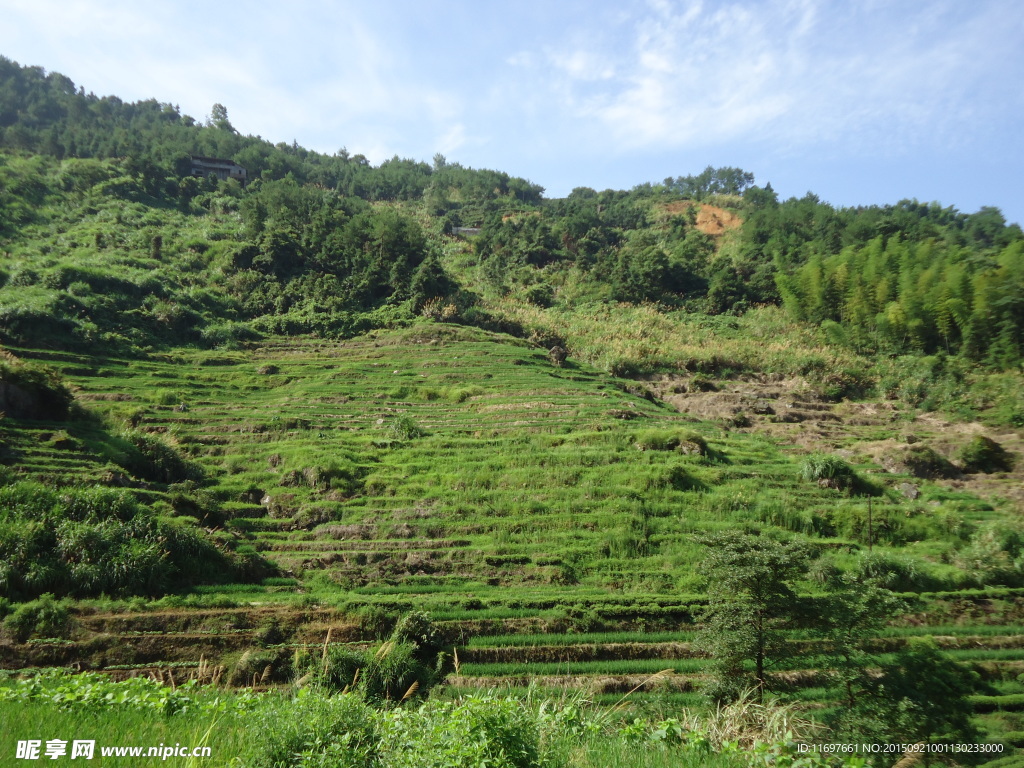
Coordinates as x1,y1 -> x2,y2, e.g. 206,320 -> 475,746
661,201 -> 743,236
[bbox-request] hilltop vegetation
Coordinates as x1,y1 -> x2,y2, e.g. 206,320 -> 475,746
1,56 -> 1024,765
2,55 -> 1022,373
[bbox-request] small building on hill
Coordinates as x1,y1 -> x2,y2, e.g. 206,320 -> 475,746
189,156 -> 247,185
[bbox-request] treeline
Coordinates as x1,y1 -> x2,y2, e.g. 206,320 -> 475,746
475,186 -> 713,304
471,183 -> 1024,369
0,56 -> 541,208
229,176 -> 460,336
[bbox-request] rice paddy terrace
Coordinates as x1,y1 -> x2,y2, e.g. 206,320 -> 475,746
3,323 -> 1024,749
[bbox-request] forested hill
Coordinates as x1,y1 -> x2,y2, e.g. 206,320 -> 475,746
1,54 -> 1023,380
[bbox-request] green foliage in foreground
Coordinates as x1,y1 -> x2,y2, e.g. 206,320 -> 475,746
0,672 -> 874,768
302,611 -> 451,704
0,669 -> 260,717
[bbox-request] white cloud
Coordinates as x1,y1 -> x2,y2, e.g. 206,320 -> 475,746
532,0 -> 1024,156
506,51 -> 535,67
435,123 -> 468,156
549,49 -> 615,81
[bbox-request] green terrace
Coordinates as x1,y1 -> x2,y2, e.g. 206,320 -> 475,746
4,325 -> 1016,601
2,324 -> 1022,760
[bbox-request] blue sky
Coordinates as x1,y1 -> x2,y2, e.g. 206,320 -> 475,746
3,0 -> 1023,224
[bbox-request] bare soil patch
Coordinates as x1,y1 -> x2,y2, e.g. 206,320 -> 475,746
660,201 -> 743,236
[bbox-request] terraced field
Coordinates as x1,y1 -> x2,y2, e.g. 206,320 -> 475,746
3,323 -> 1024,754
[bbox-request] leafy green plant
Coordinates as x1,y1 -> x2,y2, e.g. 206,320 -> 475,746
388,414 -> 426,440
243,690 -> 376,768
0,668 -> 261,718
799,453 -> 858,491
0,358 -> 75,420
2,593 -> 72,642
959,435 -> 1014,473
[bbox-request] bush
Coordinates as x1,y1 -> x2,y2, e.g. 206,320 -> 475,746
0,359 -> 75,420
391,610 -> 446,652
812,368 -> 874,401
244,691 -> 377,768
800,453 -> 858,491
955,524 -> 1024,587
3,593 -> 72,642
389,415 -> 426,440
360,641 -> 436,703
959,435 -> 1014,474
688,373 -> 718,392
634,428 -> 707,454
359,605 -> 399,640
226,648 -> 283,687
0,481 -> 258,600
244,691 -> 548,768
855,552 -> 934,592
646,463 -> 704,492
116,430 -> 204,484
200,320 -> 260,347
304,611 -> 449,703
521,283 -> 554,308
897,445 -> 958,479
378,695 -> 542,768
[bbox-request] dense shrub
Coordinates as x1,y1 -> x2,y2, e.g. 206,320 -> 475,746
959,435 -> 1014,473
855,552 -> 936,592
245,691 -> 377,768
389,415 -> 426,440
2,592 -> 72,641
630,430 -> 704,454
116,430 -> 204,484
955,524 -> 1024,587
894,445 -> 958,479
303,611 -> 450,703
800,453 -> 861,492
0,482 -> 261,599
0,359 -> 75,420
243,691 -> 549,768
358,605 -> 399,640
378,695 -> 542,768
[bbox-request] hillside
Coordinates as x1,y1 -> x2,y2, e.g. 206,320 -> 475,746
1,56 -> 1024,764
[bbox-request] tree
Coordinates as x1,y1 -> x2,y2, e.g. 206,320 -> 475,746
410,252 -> 456,310
842,641 -> 985,757
696,532 -> 809,703
813,565 -> 907,709
669,166 -> 755,200
208,103 -> 236,133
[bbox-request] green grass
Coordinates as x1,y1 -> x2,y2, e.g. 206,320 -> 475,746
458,659 -> 711,677
2,320 -> 1023,758
466,631 -> 699,648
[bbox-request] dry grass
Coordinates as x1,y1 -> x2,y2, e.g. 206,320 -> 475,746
682,690 -> 824,750
491,300 -> 862,377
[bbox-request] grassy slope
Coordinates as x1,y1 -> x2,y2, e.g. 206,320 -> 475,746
2,165 -> 1023,759
4,323 -> 1024,755
9,323 -> 1016,594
